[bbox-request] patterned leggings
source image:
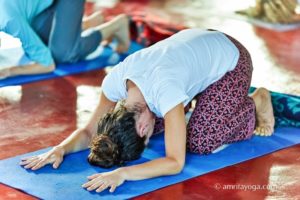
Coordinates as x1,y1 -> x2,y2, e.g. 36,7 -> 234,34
153,34 -> 256,154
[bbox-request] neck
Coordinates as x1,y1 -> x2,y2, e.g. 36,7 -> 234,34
125,80 -> 147,108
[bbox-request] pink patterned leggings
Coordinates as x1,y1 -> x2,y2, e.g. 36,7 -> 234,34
153,34 -> 256,154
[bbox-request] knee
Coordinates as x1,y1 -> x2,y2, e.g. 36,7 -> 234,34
52,52 -> 68,64
51,47 -> 79,64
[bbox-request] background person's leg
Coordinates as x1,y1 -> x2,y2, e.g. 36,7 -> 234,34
31,1 -> 57,44
186,35 -> 256,154
49,0 -> 101,63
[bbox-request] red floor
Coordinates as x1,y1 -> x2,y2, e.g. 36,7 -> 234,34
1,0 -> 300,199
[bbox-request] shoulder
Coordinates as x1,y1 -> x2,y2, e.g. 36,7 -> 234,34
102,63 -> 127,102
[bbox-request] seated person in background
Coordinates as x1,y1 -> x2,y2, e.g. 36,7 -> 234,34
20,29 -> 275,193
0,0 -> 130,79
237,0 -> 300,23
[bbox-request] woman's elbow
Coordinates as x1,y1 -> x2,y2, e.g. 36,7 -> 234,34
168,158 -> 185,174
174,162 -> 184,174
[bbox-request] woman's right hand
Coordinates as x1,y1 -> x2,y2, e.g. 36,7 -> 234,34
19,146 -> 65,170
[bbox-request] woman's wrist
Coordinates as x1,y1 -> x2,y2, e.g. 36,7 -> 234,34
117,167 -> 128,181
54,144 -> 66,155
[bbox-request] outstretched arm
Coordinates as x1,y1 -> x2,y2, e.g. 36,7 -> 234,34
0,63 -> 55,80
58,92 -> 117,154
82,103 -> 186,193
20,92 -> 116,170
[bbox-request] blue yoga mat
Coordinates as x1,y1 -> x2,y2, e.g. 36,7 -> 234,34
0,127 -> 299,200
0,41 -> 144,87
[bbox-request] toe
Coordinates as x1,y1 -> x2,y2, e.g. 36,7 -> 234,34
257,127 -> 263,135
266,127 -> 273,136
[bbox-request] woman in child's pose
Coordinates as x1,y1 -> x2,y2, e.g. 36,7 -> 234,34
20,29 -> 275,193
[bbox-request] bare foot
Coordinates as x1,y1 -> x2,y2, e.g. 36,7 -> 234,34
0,68 -> 10,80
113,14 -> 130,53
250,87 -> 275,136
82,11 -> 104,30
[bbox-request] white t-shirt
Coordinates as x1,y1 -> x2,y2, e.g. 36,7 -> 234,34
102,29 -> 240,117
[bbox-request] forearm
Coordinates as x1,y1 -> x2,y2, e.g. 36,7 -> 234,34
119,104 -> 187,181
9,63 -> 55,76
58,92 -> 116,155
120,157 -> 183,181
57,128 -> 92,154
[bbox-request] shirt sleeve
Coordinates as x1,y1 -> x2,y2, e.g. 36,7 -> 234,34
5,18 -> 54,67
101,64 -> 126,102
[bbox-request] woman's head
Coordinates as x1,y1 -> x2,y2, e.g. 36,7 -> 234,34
88,104 -> 154,168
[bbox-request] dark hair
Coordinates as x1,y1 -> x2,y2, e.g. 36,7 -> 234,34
88,105 -> 146,168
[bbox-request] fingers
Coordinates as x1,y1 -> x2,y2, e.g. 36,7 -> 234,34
20,156 -> 44,170
20,156 -> 50,170
23,158 -> 40,169
31,159 -> 47,170
85,181 -> 117,193
87,174 -> 99,180
109,185 -> 117,193
20,147 -> 64,170
52,156 -> 63,169
82,174 -> 118,193
21,156 -> 35,161
88,180 -> 106,191
20,156 -> 38,165
96,183 -> 109,193
83,177 -> 106,192
82,175 -> 100,188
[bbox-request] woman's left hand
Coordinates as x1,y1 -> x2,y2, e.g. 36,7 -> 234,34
82,169 -> 125,193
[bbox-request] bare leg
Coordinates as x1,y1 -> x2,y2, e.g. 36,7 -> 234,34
0,68 -> 10,80
82,11 -> 104,30
94,14 -> 130,53
250,87 -> 275,136
0,63 -> 55,79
